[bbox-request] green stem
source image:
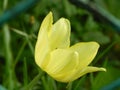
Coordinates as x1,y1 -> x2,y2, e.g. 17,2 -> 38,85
93,41 -> 117,65
26,36 -> 34,55
66,82 -> 72,90
3,24 -> 14,90
13,41 -> 27,68
23,71 -> 44,90
3,1 -> 15,89
23,57 -> 28,86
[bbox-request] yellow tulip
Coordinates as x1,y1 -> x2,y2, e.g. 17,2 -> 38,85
35,12 -> 106,82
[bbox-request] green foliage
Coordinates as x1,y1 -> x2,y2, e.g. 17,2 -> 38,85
93,65 -> 120,90
0,0 -> 120,90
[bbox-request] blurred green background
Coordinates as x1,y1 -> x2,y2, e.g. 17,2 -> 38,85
0,0 -> 120,90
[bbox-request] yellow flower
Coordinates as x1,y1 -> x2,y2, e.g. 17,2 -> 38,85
35,12 -> 106,82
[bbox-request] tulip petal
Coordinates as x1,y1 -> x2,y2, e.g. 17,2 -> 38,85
35,12 -> 53,69
69,66 -> 106,81
70,42 -> 99,69
48,18 -> 70,50
47,66 -> 106,82
50,69 -> 77,82
44,49 -> 79,82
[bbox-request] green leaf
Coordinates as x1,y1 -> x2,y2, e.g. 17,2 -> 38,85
92,65 -> 120,90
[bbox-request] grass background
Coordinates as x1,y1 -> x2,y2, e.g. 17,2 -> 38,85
0,0 -> 120,90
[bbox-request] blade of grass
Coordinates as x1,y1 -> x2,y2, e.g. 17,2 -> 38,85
10,28 -> 28,37
41,75 -> 49,90
23,71 -> 44,90
25,36 -> 34,55
74,76 -> 86,90
13,41 -> 27,68
23,57 -> 28,86
90,73 -> 94,89
11,27 -> 35,55
47,76 -> 57,90
66,82 -> 73,90
3,24 -> 14,90
93,41 -> 117,65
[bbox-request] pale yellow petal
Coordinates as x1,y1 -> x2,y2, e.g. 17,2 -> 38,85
69,66 -> 106,81
70,42 -> 99,69
44,49 -> 79,82
50,69 -> 77,82
47,66 -> 106,82
48,18 -> 70,50
38,12 -> 53,38
35,12 -> 53,69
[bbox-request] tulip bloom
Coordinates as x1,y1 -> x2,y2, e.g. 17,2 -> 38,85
35,12 -> 106,82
